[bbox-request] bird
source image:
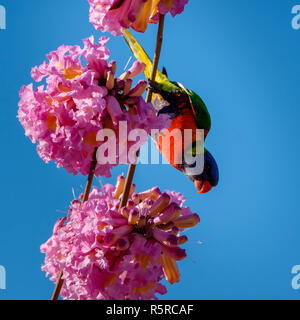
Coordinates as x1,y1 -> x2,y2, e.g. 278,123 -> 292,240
123,29 -> 219,193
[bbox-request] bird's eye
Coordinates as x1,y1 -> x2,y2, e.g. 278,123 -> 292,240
204,164 -> 211,171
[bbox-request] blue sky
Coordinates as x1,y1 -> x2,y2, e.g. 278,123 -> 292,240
0,0 -> 300,300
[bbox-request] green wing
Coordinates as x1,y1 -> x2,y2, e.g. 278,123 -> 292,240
177,83 -> 211,133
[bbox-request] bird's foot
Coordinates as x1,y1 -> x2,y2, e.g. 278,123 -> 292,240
147,79 -> 162,94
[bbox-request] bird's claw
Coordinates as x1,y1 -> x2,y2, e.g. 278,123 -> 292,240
147,79 -> 161,93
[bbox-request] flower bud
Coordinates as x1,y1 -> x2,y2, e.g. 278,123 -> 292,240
162,245 -> 187,261
114,175 -> 125,199
174,214 -> 200,229
148,193 -> 170,217
153,203 -> 182,225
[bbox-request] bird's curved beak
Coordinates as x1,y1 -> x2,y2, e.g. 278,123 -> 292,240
194,180 -> 213,194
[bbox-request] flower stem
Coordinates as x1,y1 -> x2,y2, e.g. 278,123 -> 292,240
50,147 -> 98,300
82,148 -> 98,203
119,14 -> 165,210
51,270 -> 64,301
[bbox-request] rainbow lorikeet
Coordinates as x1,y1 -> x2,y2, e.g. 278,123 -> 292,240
123,30 -> 219,193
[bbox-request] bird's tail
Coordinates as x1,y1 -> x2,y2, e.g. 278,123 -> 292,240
122,29 -> 167,83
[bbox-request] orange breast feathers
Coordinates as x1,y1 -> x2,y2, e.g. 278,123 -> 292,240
157,109 -> 199,169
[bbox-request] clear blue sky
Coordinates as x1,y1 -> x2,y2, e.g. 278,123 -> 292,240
0,0 -> 300,300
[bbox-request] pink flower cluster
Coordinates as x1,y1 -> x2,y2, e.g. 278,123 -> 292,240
18,36 -> 168,177
41,176 -> 200,300
88,0 -> 189,35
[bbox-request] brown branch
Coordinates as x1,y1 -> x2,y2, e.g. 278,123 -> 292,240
50,147 -> 98,300
119,14 -> 165,210
51,270 -> 64,301
82,148 -> 98,203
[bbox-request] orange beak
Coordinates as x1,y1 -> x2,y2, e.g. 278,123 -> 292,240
194,180 -> 213,194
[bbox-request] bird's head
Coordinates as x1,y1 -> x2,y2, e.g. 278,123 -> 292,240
193,149 -> 219,193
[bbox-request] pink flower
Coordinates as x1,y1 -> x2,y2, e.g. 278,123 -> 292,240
88,0 -> 189,35
156,0 -> 189,19
18,37 -> 169,177
41,176 -> 199,300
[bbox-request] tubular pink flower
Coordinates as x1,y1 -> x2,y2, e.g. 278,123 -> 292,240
123,79 -> 133,96
154,0 -> 189,20
18,37 -> 169,177
88,0 -> 189,35
148,193 -> 171,216
152,228 -> 179,247
174,213 -> 201,228
128,80 -> 147,97
127,61 -> 146,79
116,236 -> 130,250
41,177 -> 199,300
153,202 -> 182,225
103,224 -> 133,245
161,244 -> 186,261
